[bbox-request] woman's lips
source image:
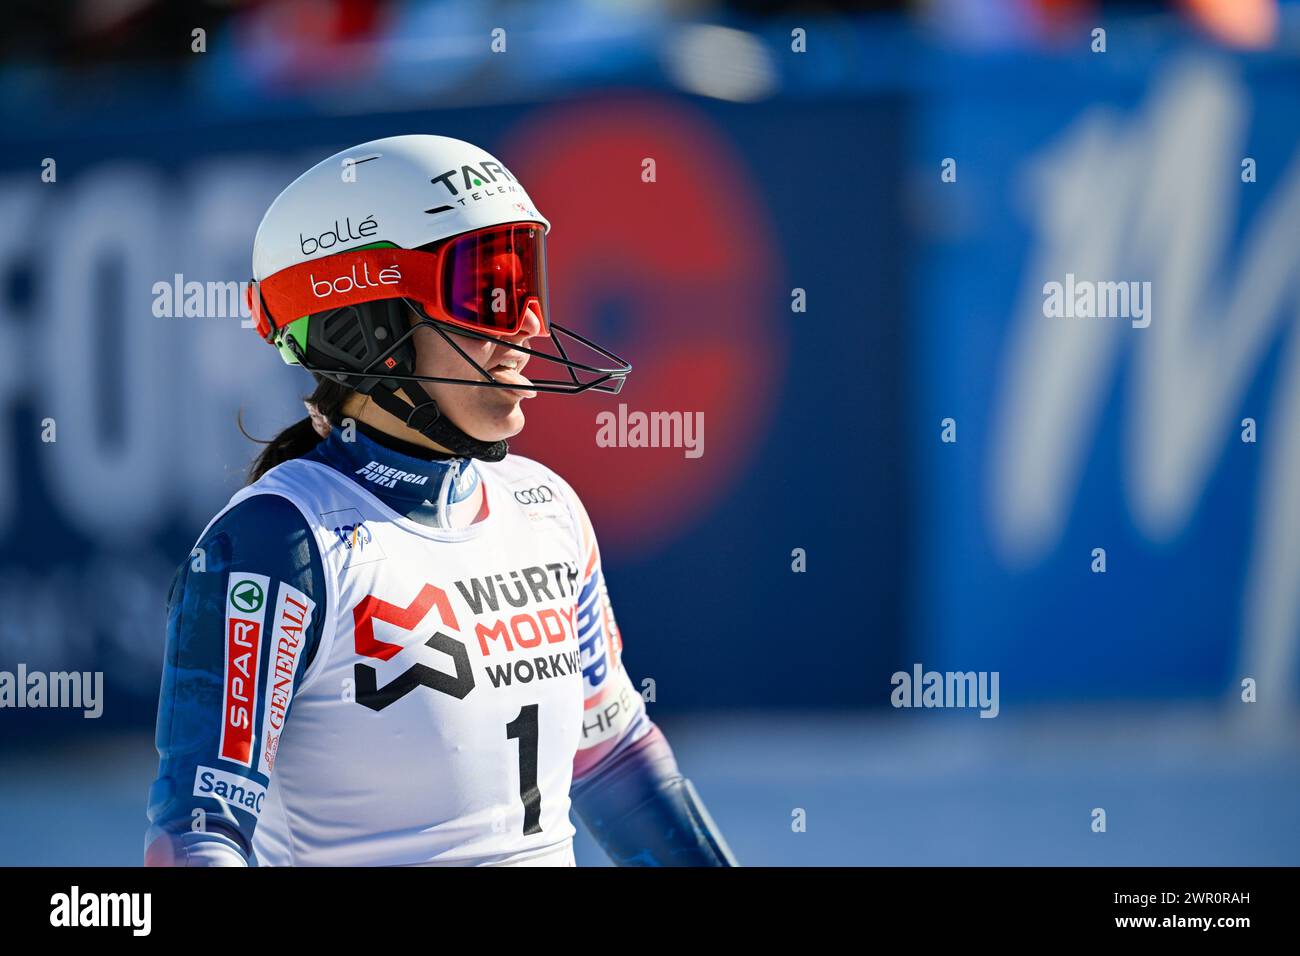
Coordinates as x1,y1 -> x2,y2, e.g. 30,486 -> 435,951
488,363 -> 536,397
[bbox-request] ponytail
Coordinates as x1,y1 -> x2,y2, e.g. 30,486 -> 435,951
243,376 -> 353,484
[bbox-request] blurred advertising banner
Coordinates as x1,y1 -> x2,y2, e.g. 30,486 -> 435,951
913,50 -> 1300,717
0,92 -> 907,731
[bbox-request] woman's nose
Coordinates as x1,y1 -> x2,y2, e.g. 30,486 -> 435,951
515,299 -> 546,340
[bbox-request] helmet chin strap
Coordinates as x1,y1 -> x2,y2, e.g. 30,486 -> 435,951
365,381 -> 508,463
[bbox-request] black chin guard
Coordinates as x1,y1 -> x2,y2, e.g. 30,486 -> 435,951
289,299 -> 579,463
368,382 -> 508,462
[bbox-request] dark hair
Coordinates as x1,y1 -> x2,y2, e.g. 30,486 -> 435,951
243,375 -> 353,484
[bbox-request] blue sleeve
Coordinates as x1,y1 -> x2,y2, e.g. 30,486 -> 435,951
145,493 -> 326,867
570,723 -> 738,867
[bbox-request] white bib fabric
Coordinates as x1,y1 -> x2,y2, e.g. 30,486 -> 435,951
229,454 -> 593,866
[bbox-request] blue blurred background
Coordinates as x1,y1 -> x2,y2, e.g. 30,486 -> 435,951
0,0 -> 1297,865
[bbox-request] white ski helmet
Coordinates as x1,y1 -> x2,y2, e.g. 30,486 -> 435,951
253,134 -> 549,281
246,134 -> 629,460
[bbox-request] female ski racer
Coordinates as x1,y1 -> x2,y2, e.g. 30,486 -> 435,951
145,135 -> 736,867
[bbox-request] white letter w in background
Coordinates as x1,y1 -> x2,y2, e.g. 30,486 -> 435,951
988,58 -> 1300,722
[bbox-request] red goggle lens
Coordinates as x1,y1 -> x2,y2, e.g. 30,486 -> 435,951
440,223 -> 548,334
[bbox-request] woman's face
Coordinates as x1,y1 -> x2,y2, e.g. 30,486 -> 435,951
409,303 -> 544,443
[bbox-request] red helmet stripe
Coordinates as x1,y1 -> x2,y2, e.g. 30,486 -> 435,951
259,247 -> 438,330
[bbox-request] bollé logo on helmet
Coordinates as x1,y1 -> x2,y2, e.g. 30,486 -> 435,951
300,215 -> 379,255
310,262 -> 400,298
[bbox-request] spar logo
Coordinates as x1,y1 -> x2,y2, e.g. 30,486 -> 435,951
231,579 -> 264,614
219,573 -> 269,767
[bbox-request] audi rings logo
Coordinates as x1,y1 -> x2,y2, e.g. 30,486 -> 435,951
513,485 -> 555,505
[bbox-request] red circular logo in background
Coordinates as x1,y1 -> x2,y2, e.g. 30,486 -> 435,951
504,98 -> 785,555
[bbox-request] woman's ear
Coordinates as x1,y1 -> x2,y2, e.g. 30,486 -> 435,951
304,401 -> 332,439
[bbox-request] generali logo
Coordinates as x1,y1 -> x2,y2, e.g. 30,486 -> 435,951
310,261 -> 400,298
258,584 -> 314,777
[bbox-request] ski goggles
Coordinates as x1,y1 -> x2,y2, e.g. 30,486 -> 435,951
251,222 -> 551,343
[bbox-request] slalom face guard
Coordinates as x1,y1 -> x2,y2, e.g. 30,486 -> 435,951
249,224 -> 630,395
